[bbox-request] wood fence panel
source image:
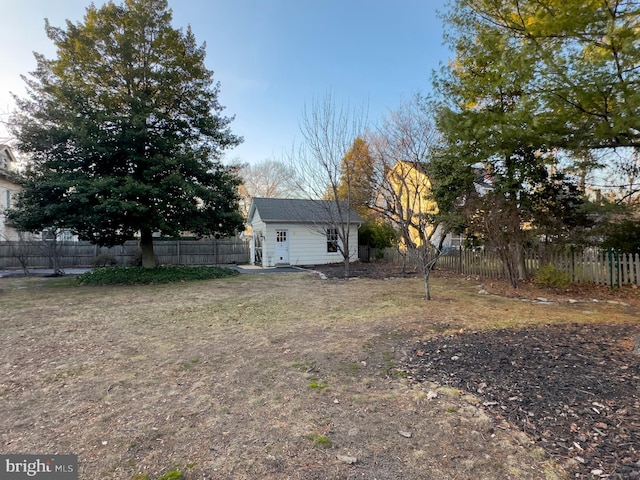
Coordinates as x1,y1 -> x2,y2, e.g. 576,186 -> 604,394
428,247 -> 640,287
0,238 -> 250,269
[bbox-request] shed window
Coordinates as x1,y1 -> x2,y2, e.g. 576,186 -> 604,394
326,228 -> 339,253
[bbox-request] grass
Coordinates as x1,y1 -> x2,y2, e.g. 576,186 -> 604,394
0,271 -> 636,479
305,434 -> 332,449
308,378 -> 328,390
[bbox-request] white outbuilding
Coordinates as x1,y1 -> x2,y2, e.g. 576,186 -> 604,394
246,197 -> 363,267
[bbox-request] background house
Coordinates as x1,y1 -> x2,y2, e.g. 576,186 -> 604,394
247,197 -> 362,267
0,145 -> 21,241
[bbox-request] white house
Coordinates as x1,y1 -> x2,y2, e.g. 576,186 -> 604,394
0,145 -> 21,241
246,197 -> 363,267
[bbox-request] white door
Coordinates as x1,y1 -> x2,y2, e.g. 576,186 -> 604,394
275,230 -> 289,265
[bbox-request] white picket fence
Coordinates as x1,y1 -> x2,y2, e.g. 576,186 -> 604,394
437,247 -> 640,287
375,247 -> 640,287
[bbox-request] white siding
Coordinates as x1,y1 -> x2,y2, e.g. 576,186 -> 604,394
0,176 -> 20,241
258,222 -> 358,267
249,209 -> 266,265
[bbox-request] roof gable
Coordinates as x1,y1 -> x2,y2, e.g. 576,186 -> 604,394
0,145 -> 19,182
248,197 -> 363,225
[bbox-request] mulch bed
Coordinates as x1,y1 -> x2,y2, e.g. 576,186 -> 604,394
311,262 -> 640,478
403,323 -> 640,479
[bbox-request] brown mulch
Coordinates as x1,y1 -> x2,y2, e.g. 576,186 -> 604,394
404,323 -> 640,479
311,261 -> 640,479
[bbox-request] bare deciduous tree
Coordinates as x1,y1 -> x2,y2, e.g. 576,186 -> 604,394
369,95 -> 444,300
237,160 -> 303,215
285,94 -> 368,278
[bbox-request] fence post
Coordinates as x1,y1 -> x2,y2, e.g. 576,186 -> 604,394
608,248 -> 622,289
570,248 -> 575,282
617,249 -> 622,287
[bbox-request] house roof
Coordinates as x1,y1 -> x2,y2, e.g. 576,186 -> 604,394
248,197 -> 364,225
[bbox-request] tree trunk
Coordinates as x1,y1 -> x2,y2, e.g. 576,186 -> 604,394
140,228 -> 158,268
341,234 -> 351,278
498,247 -> 520,288
518,247 -> 528,280
342,256 -> 350,278
423,270 -> 432,300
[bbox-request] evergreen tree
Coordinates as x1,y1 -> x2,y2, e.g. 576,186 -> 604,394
430,0 -> 640,285
335,137 -> 375,220
8,0 -> 243,268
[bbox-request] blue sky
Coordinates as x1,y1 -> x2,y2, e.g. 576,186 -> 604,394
1,0 -> 452,164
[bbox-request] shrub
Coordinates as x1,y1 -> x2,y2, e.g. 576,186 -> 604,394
92,253 -> 117,267
359,220 -> 396,249
128,248 -> 143,267
77,265 -> 238,286
601,219 -> 640,254
534,264 -> 570,288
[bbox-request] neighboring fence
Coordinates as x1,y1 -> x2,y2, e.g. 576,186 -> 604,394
359,246 -> 410,262
438,247 -> 640,287
0,238 -> 250,270
364,246 -> 640,287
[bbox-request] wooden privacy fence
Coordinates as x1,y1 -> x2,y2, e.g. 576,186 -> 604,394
0,238 -> 250,270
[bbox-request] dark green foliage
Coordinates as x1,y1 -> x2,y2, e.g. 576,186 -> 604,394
358,220 -> 395,249
431,0 -> 640,285
601,219 -> 640,254
8,0 -> 244,268
76,265 -> 238,285
528,172 -> 594,244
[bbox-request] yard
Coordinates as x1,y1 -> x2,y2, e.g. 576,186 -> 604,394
0,264 -> 638,479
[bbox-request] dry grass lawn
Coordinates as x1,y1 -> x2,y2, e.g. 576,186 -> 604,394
0,270 -> 638,479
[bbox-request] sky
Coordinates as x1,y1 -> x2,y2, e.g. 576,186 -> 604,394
1,0 -> 452,165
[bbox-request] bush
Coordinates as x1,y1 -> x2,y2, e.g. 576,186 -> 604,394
128,248 -> 144,267
92,253 -> 117,267
534,264 -> 570,288
77,265 -> 238,286
359,220 -> 396,249
601,219 -> 640,254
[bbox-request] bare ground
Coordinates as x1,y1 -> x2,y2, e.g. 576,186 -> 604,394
0,264 -> 638,479
315,262 -> 640,479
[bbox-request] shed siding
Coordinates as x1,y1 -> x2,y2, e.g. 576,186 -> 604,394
249,209 -> 266,265
258,222 -> 358,267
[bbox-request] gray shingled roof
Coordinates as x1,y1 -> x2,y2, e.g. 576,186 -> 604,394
249,197 -> 363,224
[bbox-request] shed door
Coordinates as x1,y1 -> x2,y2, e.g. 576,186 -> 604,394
275,230 -> 289,265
